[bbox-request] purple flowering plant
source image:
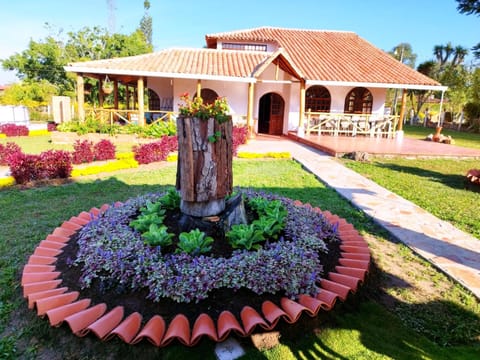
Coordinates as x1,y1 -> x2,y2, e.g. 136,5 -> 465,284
73,189 -> 339,303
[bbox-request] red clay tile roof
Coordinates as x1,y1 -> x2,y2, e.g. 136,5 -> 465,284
66,48 -> 272,81
206,27 -> 442,88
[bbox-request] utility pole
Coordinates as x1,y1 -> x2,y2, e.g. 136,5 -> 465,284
392,46 -> 404,116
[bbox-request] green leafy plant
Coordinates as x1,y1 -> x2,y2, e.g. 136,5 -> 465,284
252,216 -> 283,240
208,130 -> 222,143
142,224 -> 174,247
227,223 -> 265,250
129,201 -> 166,232
159,188 -> 181,210
176,229 -> 214,255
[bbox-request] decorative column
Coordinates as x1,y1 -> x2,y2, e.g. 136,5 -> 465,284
247,82 -> 255,139
76,74 -> 85,121
297,80 -> 306,137
196,80 -> 202,98
137,77 -> 145,126
396,88 -> 407,140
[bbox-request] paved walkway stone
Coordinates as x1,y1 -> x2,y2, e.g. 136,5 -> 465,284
239,136 -> 480,299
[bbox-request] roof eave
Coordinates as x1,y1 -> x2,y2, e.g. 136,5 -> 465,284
64,66 -> 255,83
307,79 -> 447,91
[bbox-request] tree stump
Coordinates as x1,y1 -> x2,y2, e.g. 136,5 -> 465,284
176,116 -> 233,217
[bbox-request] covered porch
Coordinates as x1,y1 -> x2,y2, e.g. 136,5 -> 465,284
287,132 -> 480,158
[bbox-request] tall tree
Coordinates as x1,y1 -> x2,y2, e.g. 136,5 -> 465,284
389,43 -> 417,68
139,0 -> 152,46
456,0 -> 480,60
456,0 -> 480,15
1,25 -> 152,96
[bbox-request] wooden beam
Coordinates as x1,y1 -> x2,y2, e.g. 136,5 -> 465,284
196,80 -> 202,98
138,77 -> 145,126
397,89 -> 407,131
76,74 -> 85,122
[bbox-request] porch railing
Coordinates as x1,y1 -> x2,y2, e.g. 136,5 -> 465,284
87,109 -> 176,126
305,111 -> 399,138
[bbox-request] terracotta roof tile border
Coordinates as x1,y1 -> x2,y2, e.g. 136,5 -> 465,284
22,201 -> 370,347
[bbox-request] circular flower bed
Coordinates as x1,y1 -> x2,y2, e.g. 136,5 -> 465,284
22,189 -> 370,347
71,189 -> 337,304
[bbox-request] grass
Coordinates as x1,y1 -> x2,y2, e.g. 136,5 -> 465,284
341,156 -> 480,239
1,159 -> 479,359
403,124 -> 480,150
0,134 -> 136,154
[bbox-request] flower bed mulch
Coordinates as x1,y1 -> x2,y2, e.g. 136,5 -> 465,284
21,199 -> 371,347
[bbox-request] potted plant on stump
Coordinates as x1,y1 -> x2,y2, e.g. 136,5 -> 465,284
176,93 -> 233,221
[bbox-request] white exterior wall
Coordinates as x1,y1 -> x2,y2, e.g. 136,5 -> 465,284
321,85 -> 387,115
146,74 -> 389,134
172,78 -> 250,123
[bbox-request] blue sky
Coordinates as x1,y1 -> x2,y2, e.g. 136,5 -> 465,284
0,0 -> 478,84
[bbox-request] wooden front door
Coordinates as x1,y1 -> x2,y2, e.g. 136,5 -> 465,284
258,93 -> 284,135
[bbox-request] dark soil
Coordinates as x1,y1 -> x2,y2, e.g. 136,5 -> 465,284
55,206 -> 342,325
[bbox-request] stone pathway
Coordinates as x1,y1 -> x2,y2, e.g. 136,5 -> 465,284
239,136 -> 480,299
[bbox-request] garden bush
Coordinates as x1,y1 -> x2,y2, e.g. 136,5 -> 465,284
0,124 -> 29,137
233,125 -> 248,155
0,142 -> 22,165
133,136 -> 178,164
72,140 -> 95,164
93,139 -> 116,161
8,150 -> 72,184
72,139 -> 116,164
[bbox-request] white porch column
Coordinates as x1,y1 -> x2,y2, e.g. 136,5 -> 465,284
297,80 -> 306,137
247,82 -> 255,139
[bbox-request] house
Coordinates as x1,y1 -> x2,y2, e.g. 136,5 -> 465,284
64,26 -> 446,137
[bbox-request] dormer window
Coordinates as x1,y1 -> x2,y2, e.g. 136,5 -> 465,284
222,43 -> 267,51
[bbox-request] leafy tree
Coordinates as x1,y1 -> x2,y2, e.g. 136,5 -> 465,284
456,0 -> 480,59
1,24 -> 152,103
456,0 -> 480,15
389,43 -> 417,68
0,80 -> 59,107
2,36 -> 70,92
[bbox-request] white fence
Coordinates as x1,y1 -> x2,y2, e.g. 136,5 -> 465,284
0,105 -> 30,125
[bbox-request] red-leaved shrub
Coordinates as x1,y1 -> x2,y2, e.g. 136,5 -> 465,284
0,124 -> 29,137
133,136 -> 178,164
47,122 -> 57,132
232,126 -> 248,156
0,142 -> 22,165
8,150 -> 72,184
8,152 -> 39,184
93,139 -> 116,161
38,150 -> 72,179
72,140 -> 95,164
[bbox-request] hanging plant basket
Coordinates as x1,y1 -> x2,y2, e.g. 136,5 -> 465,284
102,76 -> 114,95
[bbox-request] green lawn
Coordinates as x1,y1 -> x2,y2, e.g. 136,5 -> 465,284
1,160 -> 479,359
0,134 -> 136,154
404,124 -> 480,150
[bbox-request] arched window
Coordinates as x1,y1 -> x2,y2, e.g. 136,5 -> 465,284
194,88 -> 219,105
344,87 -> 373,114
148,89 -> 160,110
305,86 -> 331,112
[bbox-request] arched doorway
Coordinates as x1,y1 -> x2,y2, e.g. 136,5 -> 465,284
258,93 -> 285,135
